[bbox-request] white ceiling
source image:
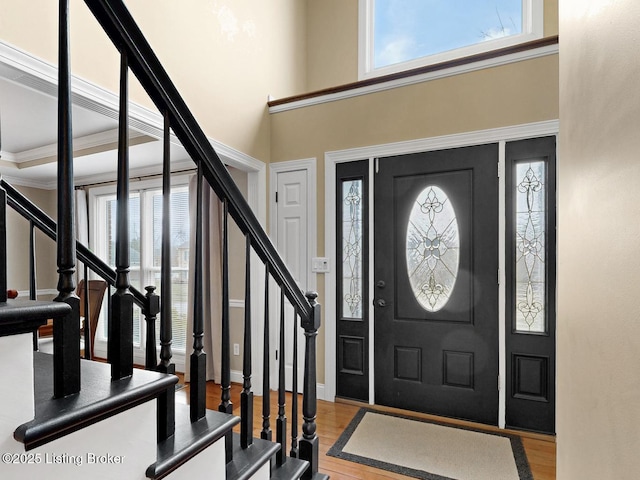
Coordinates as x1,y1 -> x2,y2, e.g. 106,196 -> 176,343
0,75 -> 192,189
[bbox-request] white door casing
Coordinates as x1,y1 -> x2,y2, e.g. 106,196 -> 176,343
323,120 -> 559,422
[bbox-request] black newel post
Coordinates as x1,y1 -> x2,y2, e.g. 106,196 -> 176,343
109,50 -> 134,381
54,0 -> 80,398
299,292 -> 321,479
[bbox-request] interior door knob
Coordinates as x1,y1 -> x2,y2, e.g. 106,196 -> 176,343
376,298 -> 387,307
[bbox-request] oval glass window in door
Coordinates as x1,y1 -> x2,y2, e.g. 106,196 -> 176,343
406,186 -> 460,312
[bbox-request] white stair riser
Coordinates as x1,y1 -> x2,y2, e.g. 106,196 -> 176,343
248,461 -> 271,480
0,333 -> 35,453
164,436 -> 226,479
2,401 -> 155,479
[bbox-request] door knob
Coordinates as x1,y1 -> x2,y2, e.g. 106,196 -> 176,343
376,298 -> 387,307
376,280 -> 386,289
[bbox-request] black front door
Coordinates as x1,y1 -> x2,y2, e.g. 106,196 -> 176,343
374,144 -> 499,425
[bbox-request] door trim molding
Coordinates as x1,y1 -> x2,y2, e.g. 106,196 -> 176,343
324,120 -> 559,425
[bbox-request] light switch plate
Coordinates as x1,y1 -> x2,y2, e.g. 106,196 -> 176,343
311,257 -> 330,273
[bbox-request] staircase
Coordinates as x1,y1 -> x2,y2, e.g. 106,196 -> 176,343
0,1 -> 328,479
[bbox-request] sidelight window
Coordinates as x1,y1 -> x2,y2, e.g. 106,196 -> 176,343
514,161 -> 546,332
506,137 -> 556,336
341,180 -> 365,319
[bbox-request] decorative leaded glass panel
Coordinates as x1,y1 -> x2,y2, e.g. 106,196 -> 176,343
515,161 -> 546,333
406,186 -> 459,312
342,180 -> 363,319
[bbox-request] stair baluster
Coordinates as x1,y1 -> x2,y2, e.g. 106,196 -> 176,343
240,234 -> 254,448
53,0 -> 81,398
157,110 -> 176,441
29,221 -> 37,301
190,163 -> 207,422
290,310 -> 299,458
276,289 -> 287,465
81,264 -> 91,359
261,264 -> 272,441
1,182 -> 6,303
219,198 -> 233,462
109,50 -> 134,381
30,220 -> 38,350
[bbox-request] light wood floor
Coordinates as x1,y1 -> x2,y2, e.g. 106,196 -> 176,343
175,378 -> 556,480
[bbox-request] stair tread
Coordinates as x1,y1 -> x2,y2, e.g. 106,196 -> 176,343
147,403 -> 240,479
226,433 -> 280,480
14,352 -> 177,450
310,473 -> 330,480
270,455 -> 309,480
0,299 -> 70,337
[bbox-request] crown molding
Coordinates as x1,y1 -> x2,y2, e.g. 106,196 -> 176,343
4,129 -> 149,165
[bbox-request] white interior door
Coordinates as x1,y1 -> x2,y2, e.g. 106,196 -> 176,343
275,169 -> 308,391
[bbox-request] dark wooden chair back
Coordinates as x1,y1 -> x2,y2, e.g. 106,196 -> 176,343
77,279 -> 108,359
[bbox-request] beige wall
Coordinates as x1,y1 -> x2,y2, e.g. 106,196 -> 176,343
0,0 -> 307,162
305,0 -> 559,91
557,0 -> 640,477
306,0 -> 358,91
5,186 -> 58,293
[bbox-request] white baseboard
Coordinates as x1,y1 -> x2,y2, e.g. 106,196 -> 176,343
16,288 -> 58,298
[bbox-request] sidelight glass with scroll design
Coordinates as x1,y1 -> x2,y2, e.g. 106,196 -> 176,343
515,161 -> 546,333
342,180 -> 364,319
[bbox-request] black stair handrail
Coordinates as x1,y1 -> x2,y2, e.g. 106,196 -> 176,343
83,0 -> 313,321
0,178 -> 148,308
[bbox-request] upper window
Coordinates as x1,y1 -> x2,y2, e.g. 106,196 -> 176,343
359,0 -> 543,79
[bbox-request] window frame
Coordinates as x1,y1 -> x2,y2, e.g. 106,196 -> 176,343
88,174 -> 192,371
358,0 -> 544,80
